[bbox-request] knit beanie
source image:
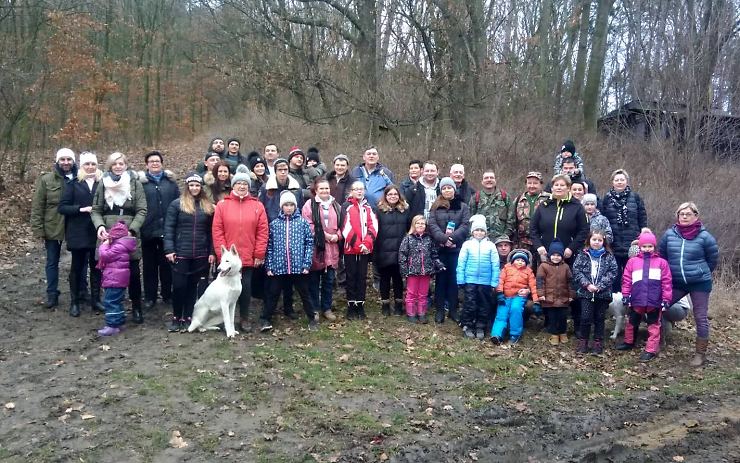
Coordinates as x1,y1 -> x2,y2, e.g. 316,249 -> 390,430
582,193 -> 597,205
307,146 -> 321,163
548,240 -> 565,258
247,151 -> 266,171
288,146 -> 305,163
561,140 -> 576,154
231,164 -> 251,187
638,230 -> 657,247
204,151 -> 222,162
78,151 -> 97,165
273,158 -> 289,170
510,250 -> 530,265
439,177 -> 457,192
333,154 -> 349,164
108,221 -> 129,240
279,190 -> 297,208
185,172 -> 204,184
55,148 -> 75,163
469,214 -> 487,233
226,138 -> 241,148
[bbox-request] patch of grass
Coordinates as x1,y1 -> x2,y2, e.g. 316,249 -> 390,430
108,370 -> 167,397
198,434 -> 220,453
663,368 -> 740,396
135,427 -> 170,462
26,443 -> 56,463
187,371 -> 221,404
212,338 -> 236,360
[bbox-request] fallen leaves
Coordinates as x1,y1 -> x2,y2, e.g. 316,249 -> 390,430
4,402 -> 15,410
169,430 -> 188,448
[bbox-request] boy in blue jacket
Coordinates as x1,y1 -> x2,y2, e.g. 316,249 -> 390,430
457,215 -> 500,339
261,191 -> 317,332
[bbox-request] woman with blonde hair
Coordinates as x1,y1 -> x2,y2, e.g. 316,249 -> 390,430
374,185 -> 411,315
163,172 -> 216,331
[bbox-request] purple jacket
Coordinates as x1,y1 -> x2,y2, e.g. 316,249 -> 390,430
622,252 -> 672,309
98,236 -> 136,288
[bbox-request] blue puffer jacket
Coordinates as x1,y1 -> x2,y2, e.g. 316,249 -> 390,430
658,225 -> 719,286
456,237 -> 500,287
265,210 -> 314,275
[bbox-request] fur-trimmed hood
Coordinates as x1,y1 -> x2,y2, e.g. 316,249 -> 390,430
264,174 -> 301,191
507,247 -> 534,266
136,170 -> 176,183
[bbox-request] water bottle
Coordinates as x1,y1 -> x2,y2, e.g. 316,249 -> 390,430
446,221 -> 455,234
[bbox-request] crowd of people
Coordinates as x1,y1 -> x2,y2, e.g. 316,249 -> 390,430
30,139 -> 719,366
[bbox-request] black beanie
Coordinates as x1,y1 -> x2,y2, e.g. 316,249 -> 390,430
561,140 -> 576,154
307,146 -> 320,163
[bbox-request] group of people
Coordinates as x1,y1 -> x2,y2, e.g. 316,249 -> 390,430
30,139 -> 719,366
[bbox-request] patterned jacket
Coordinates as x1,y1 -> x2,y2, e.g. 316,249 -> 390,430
572,249 -> 618,301
587,209 -> 613,244
398,232 -> 443,277
514,191 -> 548,247
469,188 -> 515,240
265,210 -> 314,275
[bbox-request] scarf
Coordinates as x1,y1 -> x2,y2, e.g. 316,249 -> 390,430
102,170 -> 132,209
606,186 -> 631,226
676,220 -> 703,240
588,247 -> 606,259
311,197 -> 334,253
148,171 -> 164,183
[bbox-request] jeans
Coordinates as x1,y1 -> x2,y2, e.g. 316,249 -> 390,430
142,238 -> 172,302
670,289 -> 710,339
45,240 -> 62,298
309,267 -> 336,312
491,295 -> 526,339
104,287 -> 126,327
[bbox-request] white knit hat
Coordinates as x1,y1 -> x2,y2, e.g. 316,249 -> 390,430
78,151 -> 97,165
279,190 -> 297,208
469,214 -> 487,233
55,148 -> 75,163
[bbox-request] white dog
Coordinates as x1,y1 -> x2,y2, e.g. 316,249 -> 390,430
608,291 -> 692,340
188,245 -> 242,338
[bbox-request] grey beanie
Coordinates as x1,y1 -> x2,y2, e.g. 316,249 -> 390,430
231,164 -> 251,187
439,177 -> 457,192
582,193 -> 597,205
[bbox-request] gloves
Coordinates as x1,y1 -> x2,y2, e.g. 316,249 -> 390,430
661,301 -> 670,312
622,295 -> 631,307
532,302 -> 542,315
497,293 -> 506,304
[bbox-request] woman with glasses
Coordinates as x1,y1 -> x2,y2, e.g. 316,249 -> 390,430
659,202 -> 719,367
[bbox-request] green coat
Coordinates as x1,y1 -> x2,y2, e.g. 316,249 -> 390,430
469,188 -> 516,241
91,170 -> 148,260
31,169 -> 67,240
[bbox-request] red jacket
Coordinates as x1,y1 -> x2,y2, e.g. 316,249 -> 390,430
212,192 -> 268,267
341,197 -> 377,255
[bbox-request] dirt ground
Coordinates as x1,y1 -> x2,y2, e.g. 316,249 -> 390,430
0,244 -> 738,463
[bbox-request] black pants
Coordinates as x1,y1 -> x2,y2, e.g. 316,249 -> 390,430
546,307 -> 568,335
461,284 -> 494,330
142,238 -> 172,303
238,267 -> 253,321
378,264 -> 403,300
570,298 -> 582,336
69,248 -> 99,301
344,254 -> 369,302
579,298 -> 609,341
128,259 -> 142,306
613,253 -> 628,292
171,258 -> 209,319
262,274 -> 315,322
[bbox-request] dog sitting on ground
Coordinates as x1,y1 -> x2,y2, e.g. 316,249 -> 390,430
608,291 -> 692,341
188,245 -> 242,338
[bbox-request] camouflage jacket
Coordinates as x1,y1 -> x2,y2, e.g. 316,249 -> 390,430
514,191 -> 548,247
469,188 -> 515,240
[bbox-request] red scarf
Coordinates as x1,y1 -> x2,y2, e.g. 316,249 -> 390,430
676,220 -> 702,240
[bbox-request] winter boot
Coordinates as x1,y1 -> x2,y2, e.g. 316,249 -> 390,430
357,301 -> 367,320
89,273 -> 105,313
69,295 -> 81,317
393,299 -> 404,316
616,342 -> 634,351
435,308 -> 445,324
576,338 -> 589,354
68,271 -> 80,317
381,300 -> 391,316
548,335 -> 560,346
639,351 -> 657,362
346,301 -> 357,320
131,299 -> 144,324
690,338 -> 708,367
168,318 -> 180,332
591,339 -> 604,356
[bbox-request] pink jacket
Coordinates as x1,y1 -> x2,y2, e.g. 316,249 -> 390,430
622,252 -> 672,308
302,197 -> 341,271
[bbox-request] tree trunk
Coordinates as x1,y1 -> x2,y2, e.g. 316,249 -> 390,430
582,0 -> 614,130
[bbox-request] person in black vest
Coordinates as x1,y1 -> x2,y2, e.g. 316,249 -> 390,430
139,150 -> 180,310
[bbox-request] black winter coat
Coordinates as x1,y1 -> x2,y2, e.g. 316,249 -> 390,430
327,171 -> 354,203
601,189 -> 647,257
428,197 -> 471,255
139,171 -> 180,241
401,178 -> 440,218
530,195 -> 589,254
163,198 -> 213,259
58,177 -> 99,250
373,207 -> 412,268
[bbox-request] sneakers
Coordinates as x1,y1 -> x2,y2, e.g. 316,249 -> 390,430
615,342 -> 634,351
558,334 -> 568,344
591,340 -> 604,355
259,319 -> 273,333
98,325 -> 121,336
407,315 -> 417,324
639,351 -> 657,362
308,319 -> 319,331
181,318 -> 191,332
490,336 -> 502,345
549,335 -> 560,346
462,326 -> 476,339
322,310 -> 337,321
167,318 -> 180,332
418,314 -> 428,324
576,338 -> 589,354
476,329 -> 485,340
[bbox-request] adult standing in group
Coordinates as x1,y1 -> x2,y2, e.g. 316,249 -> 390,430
164,173 -> 215,332
428,177 -> 471,323
247,152 -> 269,197
470,169 -> 515,240
302,177 -> 342,321
31,148 -> 78,308
212,166 -> 269,333
351,146 -> 394,208
327,154 -> 354,204
58,152 -> 102,316
601,169 -> 647,292
374,185 -> 412,316
514,172 -> 548,267
205,161 -> 231,202
404,160 -> 440,218
263,143 -> 280,176
399,159 -> 422,205
659,202 -> 719,367
340,181 -> 378,320
91,152 -> 148,324
287,146 -> 311,204
224,138 -> 247,173
139,151 -> 180,311
449,164 -> 475,204
197,151 -> 222,176
259,158 -> 303,222
206,137 -> 225,158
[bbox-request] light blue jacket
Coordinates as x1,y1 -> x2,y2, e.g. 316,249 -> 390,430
350,162 -> 394,207
456,237 -> 500,287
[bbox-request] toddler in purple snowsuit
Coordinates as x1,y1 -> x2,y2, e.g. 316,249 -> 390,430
97,221 -> 136,336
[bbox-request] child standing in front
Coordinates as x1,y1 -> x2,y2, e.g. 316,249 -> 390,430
536,240 -> 575,346
616,230 -> 672,361
97,221 -> 136,336
491,249 -> 540,344
457,215 -> 500,339
572,230 -> 618,355
398,215 -> 444,324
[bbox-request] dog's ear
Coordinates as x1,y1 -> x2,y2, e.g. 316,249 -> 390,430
221,244 -> 228,255
230,243 -> 238,255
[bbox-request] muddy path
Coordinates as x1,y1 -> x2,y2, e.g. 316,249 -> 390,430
0,248 -> 738,462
